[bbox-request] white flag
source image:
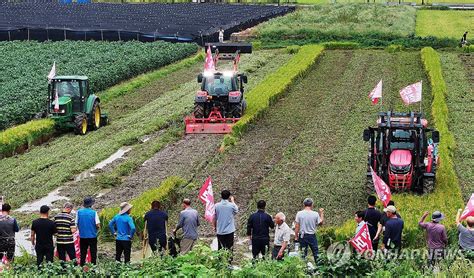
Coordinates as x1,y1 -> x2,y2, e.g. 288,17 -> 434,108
399,81 -> 422,105
368,80 -> 382,105
47,62 -> 56,81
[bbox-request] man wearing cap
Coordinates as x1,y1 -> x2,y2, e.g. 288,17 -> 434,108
31,205 -> 57,266
374,200 -> 401,243
382,205 -> 404,253
419,210 -> 447,263
54,202 -> 77,263
173,199 -> 199,254
109,202 -> 136,263
456,209 -> 474,251
294,198 -> 324,263
76,197 -> 100,266
0,203 -> 20,263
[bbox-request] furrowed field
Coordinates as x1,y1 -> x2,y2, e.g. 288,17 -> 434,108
0,40 -> 197,129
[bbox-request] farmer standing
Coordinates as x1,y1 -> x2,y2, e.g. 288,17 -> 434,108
0,204 -> 19,263
419,211 -> 447,264
382,205 -> 404,253
247,200 -> 274,259
218,28 -> 224,43
214,190 -> 238,251
54,202 -> 77,263
294,198 -> 324,263
144,201 -> 168,255
109,202 -> 136,263
173,199 -> 199,254
456,209 -> 474,251
76,197 -> 100,266
354,211 -> 366,234
374,200 -> 401,242
272,212 -> 292,260
31,205 -> 57,266
364,196 -> 382,251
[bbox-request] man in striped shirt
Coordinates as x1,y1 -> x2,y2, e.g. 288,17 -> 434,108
54,202 -> 77,263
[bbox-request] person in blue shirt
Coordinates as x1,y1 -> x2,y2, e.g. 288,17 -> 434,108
76,197 -> 100,266
109,202 -> 136,263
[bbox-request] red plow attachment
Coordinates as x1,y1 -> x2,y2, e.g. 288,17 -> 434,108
185,110 -> 239,134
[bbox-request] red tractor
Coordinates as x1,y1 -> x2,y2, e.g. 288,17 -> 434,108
185,43 -> 251,134
363,112 -> 440,194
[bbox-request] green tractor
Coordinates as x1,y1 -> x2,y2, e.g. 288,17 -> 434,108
48,76 -> 108,135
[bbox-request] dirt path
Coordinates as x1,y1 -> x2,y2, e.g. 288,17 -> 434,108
459,53 -> 474,86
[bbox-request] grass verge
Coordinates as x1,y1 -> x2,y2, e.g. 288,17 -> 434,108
416,10 -> 474,39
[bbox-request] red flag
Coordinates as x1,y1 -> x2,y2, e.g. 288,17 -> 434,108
349,223 -> 373,254
399,81 -> 422,105
368,80 -> 382,105
460,194 -> 474,221
204,46 -> 215,72
73,232 -> 91,262
370,167 -> 392,207
198,177 -> 216,223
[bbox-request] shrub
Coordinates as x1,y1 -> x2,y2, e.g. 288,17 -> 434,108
462,45 -> 474,53
385,44 -> 404,53
323,41 -> 360,49
0,119 -> 55,158
285,45 -> 300,54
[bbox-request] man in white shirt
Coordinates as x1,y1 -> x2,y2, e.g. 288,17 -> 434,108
272,212 -> 292,260
355,211 -> 366,234
294,198 -> 324,263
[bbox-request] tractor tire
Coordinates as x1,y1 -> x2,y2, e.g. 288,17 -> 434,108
74,113 -> 88,135
422,178 -> 435,194
366,175 -> 375,195
91,101 -> 101,130
229,102 -> 243,118
194,104 -> 205,118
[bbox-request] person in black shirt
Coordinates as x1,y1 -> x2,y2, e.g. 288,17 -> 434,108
363,196 -> 382,251
246,200 -> 275,259
31,205 -> 57,266
144,201 -> 168,255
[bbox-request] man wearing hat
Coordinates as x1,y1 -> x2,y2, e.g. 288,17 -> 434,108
54,202 -> 77,263
419,210 -> 447,264
382,205 -> 404,252
109,202 -> 136,263
76,197 -> 100,266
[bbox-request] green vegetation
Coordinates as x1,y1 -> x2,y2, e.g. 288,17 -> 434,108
0,119 -> 54,158
416,10 -> 474,39
440,52 -> 474,200
0,41 -> 197,130
0,50 -> 291,208
224,44 -> 325,146
255,4 -> 457,48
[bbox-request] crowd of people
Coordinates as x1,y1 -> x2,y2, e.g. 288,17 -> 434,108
0,192 -> 473,268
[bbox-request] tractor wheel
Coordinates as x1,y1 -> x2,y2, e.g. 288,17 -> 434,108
229,102 -> 243,118
422,178 -> 435,194
91,101 -> 101,130
74,113 -> 88,135
366,175 -> 375,195
194,104 -> 205,118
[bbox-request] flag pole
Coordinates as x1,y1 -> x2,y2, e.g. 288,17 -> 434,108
419,80 -> 422,115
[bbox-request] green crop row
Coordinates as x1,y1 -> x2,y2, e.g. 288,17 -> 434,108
0,119 -> 55,158
99,176 -> 187,239
325,47 -> 465,248
222,44 -> 325,147
0,41 -> 198,130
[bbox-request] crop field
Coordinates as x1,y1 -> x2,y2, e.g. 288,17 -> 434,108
0,3 -> 293,42
416,10 -> 474,39
0,40 -> 197,130
0,49 -> 293,208
255,4 -> 416,43
441,52 -> 474,200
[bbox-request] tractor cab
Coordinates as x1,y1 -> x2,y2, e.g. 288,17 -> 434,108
363,111 -> 440,194
185,42 -> 251,134
48,76 -> 107,135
